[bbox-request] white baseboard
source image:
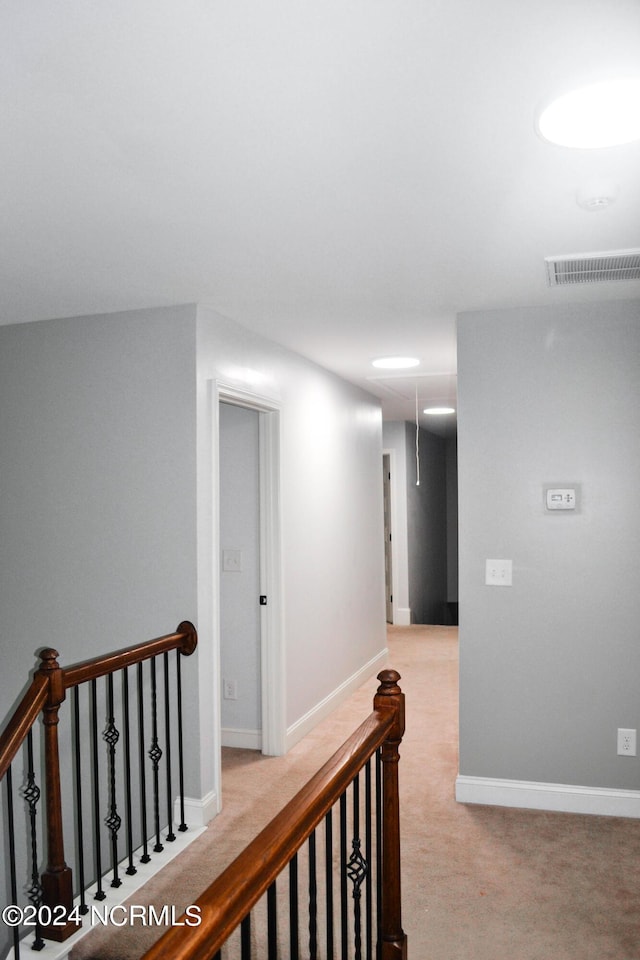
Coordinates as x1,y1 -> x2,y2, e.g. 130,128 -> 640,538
221,727 -> 262,751
174,788 -> 218,828
285,648 -> 388,751
456,774 -> 640,818
394,608 -> 411,626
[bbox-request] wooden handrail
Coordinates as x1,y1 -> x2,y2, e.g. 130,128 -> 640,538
0,673 -> 49,780
142,669 -> 406,960
62,620 -> 197,689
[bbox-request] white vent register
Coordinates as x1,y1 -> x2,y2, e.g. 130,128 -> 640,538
545,249 -> 640,286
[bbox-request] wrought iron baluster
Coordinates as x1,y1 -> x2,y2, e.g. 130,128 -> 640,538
148,657 -> 163,853
122,668 -> 136,875
289,853 -> 299,960
376,749 -> 382,960
365,758 -> 373,960
241,914 -> 252,960
176,650 -> 188,832
267,880 -> 278,960
308,829 -> 318,959
163,652 -> 175,842
137,662 -> 150,863
6,764 -> 21,960
72,687 -> 88,914
325,809 -> 334,960
340,791 -> 348,960
347,773 -> 368,960
24,731 -> 45,950
90,679 -> 106,900
104,673 -> 122,887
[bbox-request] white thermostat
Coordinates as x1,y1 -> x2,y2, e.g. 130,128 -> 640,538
545,488 -> 577,511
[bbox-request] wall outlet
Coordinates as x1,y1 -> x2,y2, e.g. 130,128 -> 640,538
485,559 -> 513,586
223,678 -> 238,700
617,728 -> 636,756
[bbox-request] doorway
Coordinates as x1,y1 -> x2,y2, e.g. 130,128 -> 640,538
219,402 -> 262,748
383,453 -> 393,623
216,386 -> 284,758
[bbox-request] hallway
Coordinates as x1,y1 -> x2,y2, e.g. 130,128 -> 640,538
73,625 -> 640,959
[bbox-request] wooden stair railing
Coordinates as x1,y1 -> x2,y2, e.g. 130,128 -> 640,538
0,621 -> 197,954
142,669 -> 408,960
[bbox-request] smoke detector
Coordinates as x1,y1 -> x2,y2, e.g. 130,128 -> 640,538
545,249 -> 640,286
576,181 -> 618,211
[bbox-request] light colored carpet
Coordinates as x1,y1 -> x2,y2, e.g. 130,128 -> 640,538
73,625 -> 640,959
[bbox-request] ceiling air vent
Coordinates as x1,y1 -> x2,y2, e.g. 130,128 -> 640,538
545,249 -> 640,286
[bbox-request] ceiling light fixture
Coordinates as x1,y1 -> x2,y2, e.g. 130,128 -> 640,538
371,356 -> 420,370
536,77 -> 640,148
424,406 -> 455,416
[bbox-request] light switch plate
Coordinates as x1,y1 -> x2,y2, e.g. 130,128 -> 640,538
222,549 -> 243,572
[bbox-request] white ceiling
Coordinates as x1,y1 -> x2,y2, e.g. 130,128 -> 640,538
2,1 -> 640,434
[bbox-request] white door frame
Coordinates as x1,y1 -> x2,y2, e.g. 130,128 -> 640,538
214,382 -> 285,757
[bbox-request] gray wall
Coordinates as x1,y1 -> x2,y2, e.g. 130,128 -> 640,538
196,306 -> 387,739
0,306 -> 199,733
457,300 -> 640,789
0,305 -> 199,955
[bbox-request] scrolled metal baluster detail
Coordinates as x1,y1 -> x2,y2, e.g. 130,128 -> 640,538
23,732 -> 45,951
103,673 -> 122,887
347,773 -> 367,960
347,839 -> 368,960
149,657 -> 164,853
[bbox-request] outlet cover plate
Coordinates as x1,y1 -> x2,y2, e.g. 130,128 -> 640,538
617,728 -> 637,756
485,559 -> 513,586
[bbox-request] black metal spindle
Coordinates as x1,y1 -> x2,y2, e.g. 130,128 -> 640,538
176,650 -> 188,832
137,662 -> 151,863
104,673 -> 122,887
163,652 -> 175,842
289,853 -> 299,960
24,731 -> 45,950
308,830 -> 318,959
340,791 -> 348,960
6,764 -> 21,960
148,657 -> 163,853
122,668 -> 136,876
91,679 -> 106,900
241,914 -> 252,960
347,773 -> 367,960
325,809 -> 334,960
365,758 -> 373,960
72,687 -> 88,914
267,880 -> 278,960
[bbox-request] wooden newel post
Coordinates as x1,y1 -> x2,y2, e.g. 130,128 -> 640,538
38,649 -> 80,941
375,669 -> 408,960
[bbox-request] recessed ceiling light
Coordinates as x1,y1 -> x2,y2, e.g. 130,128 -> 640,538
371,356 -> 420,370
537,77 -> 640,148
423,406 -> 455,416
